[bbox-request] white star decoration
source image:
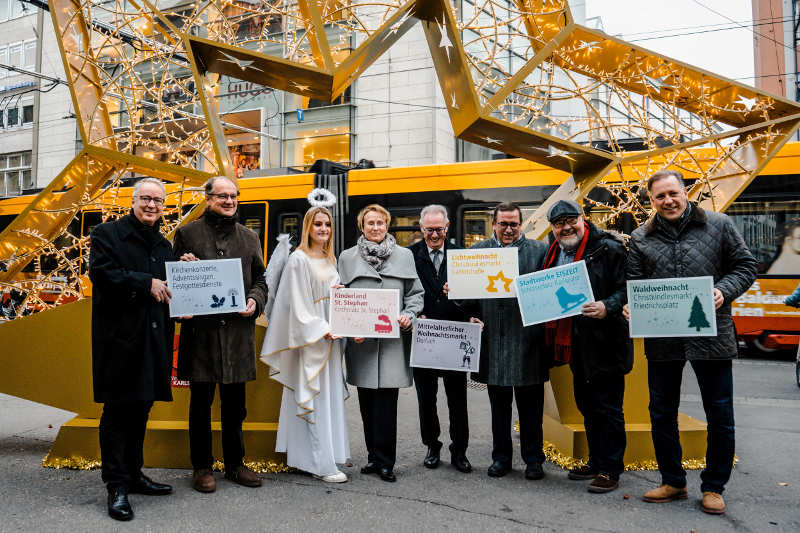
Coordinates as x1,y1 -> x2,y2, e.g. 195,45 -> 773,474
576,40 -> 602,53
291,81 -> 311,92
735,95 -> 759,112
218,51 -> 262,72
438,23 -> 455,62
450,93 -> 458,110
643,75 -> 673,92
546,145 -> 575,161
484,136 -> 502,145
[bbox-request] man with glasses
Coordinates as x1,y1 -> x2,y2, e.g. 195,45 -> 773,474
407,204 -> 472,474
89,177 -> 175,521
541,200 -> 631,494
467,202 -> 549,480
173,175 -> 268,493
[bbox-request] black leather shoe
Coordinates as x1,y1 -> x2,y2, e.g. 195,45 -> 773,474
524,463 -> 545,480
423,446 -> 441,469
451,455 -> 472,473
130,474 -> 172,496
487,460 -> 511,478
360,462 -> 379,474
378,467 -> 396,482
107,487 -> 133,522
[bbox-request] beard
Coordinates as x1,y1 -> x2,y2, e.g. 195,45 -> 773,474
558,233 -> 581,251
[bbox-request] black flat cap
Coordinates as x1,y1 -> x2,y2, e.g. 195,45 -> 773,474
547,199 -> 583,223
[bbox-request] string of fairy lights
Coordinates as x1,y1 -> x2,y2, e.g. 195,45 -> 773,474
1,0 -> 796,321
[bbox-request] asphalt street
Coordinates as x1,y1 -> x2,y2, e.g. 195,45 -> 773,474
1,359 -> 798,532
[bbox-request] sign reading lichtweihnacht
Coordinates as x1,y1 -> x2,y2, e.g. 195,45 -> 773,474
410,318 -> 482,372
329,288 -> 400,338
446,248 -> 519,299
627,276 -> 717,338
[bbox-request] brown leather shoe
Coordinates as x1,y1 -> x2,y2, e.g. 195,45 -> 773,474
642,484 -> 688,503
225,465 -> 262,487
192,469 -> 216,493
701,491 -> 726,515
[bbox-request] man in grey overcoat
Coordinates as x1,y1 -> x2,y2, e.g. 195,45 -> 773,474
468,202 -> 549,480
625,169 -> 758,515
173,176 -> 268,493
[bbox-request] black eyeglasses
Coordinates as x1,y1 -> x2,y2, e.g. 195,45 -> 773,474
208,192 -> 240,201
422,226 -> 447,234
552,216 -> 579,229
136,195 -> 165,206
496,221 -> 520,229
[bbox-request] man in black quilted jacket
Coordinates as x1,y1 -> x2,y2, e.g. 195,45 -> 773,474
624,169 -> 758,515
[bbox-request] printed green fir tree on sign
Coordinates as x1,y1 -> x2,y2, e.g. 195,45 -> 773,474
688,295 -> 711,331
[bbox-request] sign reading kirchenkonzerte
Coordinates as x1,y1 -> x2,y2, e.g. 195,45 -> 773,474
329,288 -> 400,338
166,258 -> 246,317
447,248 -> 519,299
514,260 -> 595,326
410,318 -> 482,372
627,276 -> 717,337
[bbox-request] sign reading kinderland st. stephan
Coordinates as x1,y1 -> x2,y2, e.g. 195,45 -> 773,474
627,276 -> 717,338
514,260 -> 595,326
329,288 -> 400,339
166,258 -> 246,317
446,248 -> 519,299
410,318 -> 482,372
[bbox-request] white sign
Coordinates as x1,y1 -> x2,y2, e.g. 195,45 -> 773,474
329,288 -> 400,338
447,248 -> 519,299
627,276 -> 718,338
410,318 -> 482,372
166,259 -> 246,317
514,261 -> 595,326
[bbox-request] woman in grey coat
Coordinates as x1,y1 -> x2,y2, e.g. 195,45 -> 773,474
338,204 -> 424,482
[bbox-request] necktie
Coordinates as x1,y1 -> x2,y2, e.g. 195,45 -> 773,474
432,249 -> 442,272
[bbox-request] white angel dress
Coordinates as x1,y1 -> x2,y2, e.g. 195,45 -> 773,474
260,249 -> 350,476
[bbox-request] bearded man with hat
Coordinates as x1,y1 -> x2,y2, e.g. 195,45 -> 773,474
542,199 -> 632,493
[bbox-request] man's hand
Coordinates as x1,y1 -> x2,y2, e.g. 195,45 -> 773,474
622,303 -> 630,321
713,288 -> 724,310
469,317 -> 484,331
442,282 -> 449,296
354,337 -> 365,344
582,301 -> 607,319
151,278 -> 172,303
238,297 -> 257,317
324,332 -> 341,340
180,252 -> 199,262
398,315 -> 412,330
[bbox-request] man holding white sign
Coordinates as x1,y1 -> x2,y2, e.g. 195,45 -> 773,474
465,203 -> 549,481
173,176 -> 268,493
541,200 -> 631,494
625,170 -> 758,515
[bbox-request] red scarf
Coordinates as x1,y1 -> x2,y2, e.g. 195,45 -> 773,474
544,221 -> 590,365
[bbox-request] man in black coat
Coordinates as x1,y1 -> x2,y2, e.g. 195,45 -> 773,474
541,200 -> 632,494
89,178 -> 175,521
407,205 -> 472,474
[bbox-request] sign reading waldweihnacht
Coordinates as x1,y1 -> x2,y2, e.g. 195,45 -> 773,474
627,276 -> 717,338
329,288 -> 400,338
166,258 -> 246,317
446,248 -> 519,299
410,318 -> 482,372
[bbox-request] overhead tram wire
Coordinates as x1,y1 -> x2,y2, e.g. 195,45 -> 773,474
691,0 -> 797,52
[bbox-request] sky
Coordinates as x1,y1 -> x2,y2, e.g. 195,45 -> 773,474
585,0 -> 757,84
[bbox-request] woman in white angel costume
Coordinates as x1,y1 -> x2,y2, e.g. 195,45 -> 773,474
260,196 -> 350,483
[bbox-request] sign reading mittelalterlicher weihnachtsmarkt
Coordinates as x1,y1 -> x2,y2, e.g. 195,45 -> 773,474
410,318 -> 482,372
514,260 -> 595,326
166,258 -> 246,317
627,276 -> 717,338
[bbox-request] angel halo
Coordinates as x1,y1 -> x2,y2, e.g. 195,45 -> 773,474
307,188 -> 337,208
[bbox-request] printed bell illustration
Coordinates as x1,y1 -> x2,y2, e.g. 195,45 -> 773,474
555,286 -> 587,313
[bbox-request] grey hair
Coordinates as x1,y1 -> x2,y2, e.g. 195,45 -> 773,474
133,177 -> 166,198
420,204 -> 449,224
204,175 -> 238,195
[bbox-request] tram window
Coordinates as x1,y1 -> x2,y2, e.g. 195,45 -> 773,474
460,204 -> 540,247
389,210 -> 421,247
82,211 -> 102,237
278,212 -> 301,247
727,200 -> 800,275
0,214 -> 14,233
239,202 -> 267,250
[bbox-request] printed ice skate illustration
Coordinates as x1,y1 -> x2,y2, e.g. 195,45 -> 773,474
459,340 -> 475,368
374,314 -> 393,334
210,294 -> 226,308
555,286 -> 586,313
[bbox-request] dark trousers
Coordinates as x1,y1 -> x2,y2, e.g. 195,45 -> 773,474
487,384 -> 545,466
357,387 -> 399,470
648,359 -> 735,494
572,369 -> 626,479
189,381 -> 247,471
413,368 -> 469,456
99,401 -> 153,491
